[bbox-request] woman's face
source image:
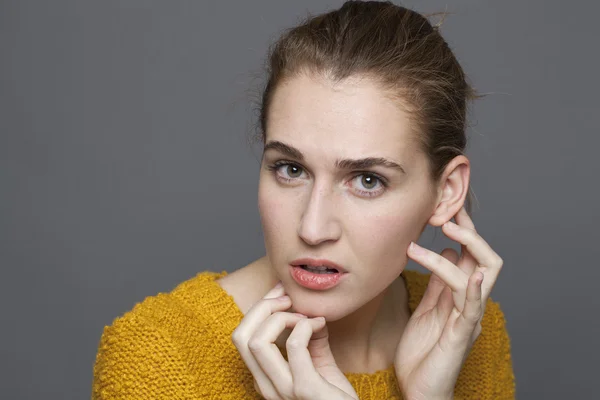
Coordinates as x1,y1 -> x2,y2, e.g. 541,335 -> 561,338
258,73 -> 438,321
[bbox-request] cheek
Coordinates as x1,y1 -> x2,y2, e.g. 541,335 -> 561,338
258,181 -> 292,243
350,207 -> 426,271
368,217 -> 410,258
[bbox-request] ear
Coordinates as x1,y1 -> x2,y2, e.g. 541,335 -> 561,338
427,155 -> 471,227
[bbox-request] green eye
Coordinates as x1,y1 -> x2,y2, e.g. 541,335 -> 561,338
350,173 -> 387,198
286,165 -> 302,178
361,175 -> 378,189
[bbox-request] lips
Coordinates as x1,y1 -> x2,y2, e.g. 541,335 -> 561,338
290,258 -> 348,273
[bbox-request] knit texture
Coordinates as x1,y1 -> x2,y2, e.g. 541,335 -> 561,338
92,269 -> 515,399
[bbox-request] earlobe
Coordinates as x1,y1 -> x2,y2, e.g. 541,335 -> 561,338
427,156 -> 470,227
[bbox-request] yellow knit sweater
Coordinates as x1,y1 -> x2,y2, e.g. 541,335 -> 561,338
92,269 -> 515,399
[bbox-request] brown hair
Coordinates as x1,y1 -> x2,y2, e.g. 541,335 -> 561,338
257,0 -> 478,213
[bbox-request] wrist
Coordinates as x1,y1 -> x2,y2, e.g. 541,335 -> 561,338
399,389 -> 453,400
395,371 -> 454,400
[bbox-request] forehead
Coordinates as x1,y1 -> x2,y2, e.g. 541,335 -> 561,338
266,74 -> 419,162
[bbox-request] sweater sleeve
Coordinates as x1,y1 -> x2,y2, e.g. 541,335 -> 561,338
91,296 -> 200,400
491,303 -> 516,399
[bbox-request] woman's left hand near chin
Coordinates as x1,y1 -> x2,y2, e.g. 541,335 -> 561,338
394,207 -> 504,400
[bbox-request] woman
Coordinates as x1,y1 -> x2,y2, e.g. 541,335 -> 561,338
92,1 -> 515,399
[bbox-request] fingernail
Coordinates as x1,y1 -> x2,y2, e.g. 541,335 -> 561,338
409,242 -> 426,255
294,313 -> 308,318
274,281 -> 283,289
277,295 -> 290,301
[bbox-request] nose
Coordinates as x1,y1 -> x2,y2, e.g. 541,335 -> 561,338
297,182 -> 342,246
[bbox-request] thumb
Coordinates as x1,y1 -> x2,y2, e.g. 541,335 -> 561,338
304,320 -> 360,399
306,319 -> 337,369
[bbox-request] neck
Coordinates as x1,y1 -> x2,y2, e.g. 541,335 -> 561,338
325,274 -> 410,373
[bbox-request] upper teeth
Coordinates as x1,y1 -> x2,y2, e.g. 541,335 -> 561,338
304,265 -> 331,270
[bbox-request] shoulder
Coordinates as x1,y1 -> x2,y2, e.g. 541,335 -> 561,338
92,270 -> 236,399
95,270 -> 232,340
104,270 -> 231,330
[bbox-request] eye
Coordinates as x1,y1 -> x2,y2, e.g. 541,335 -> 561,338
350,173 -> 386,197
284,164 -> 303,178
359,175 -> 378,189
266,161 -> 307,182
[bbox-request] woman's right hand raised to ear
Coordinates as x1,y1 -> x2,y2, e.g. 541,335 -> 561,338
231,282 -> 359,400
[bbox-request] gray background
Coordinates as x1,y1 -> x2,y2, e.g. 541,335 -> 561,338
1,0 -> 597,398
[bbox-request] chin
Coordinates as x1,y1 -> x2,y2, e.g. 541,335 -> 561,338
286,292 -> 354,321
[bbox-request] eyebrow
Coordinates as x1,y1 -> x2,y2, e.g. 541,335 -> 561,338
263,140 -> 406,174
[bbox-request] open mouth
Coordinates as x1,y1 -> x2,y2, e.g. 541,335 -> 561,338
298,265 -> 339,274
289,263 -> 346,290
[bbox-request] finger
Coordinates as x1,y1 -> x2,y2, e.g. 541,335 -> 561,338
263,281 -> 286,299
413,248 -> 458,314
454,208 -> 479,278
304,318 -> 335,368
454,270 -> 484,341
449,208 -> 476,275
455,206 -> 475,230
444,221 -> 478,276
249,312 -> 310,395
234,295 -> 293,342
231,290 -> 291,399
286,318 -> 330,398
441,247 -> 460,265
432,270 -> 484,372
408,242 -> 469,293
236,281 -> 289,338
442,221 -> 500,272
436,285 -> 456,320
442,220 -> 503,301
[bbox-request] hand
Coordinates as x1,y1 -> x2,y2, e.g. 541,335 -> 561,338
231,282 -> 359,400
394,207 -> 504,400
